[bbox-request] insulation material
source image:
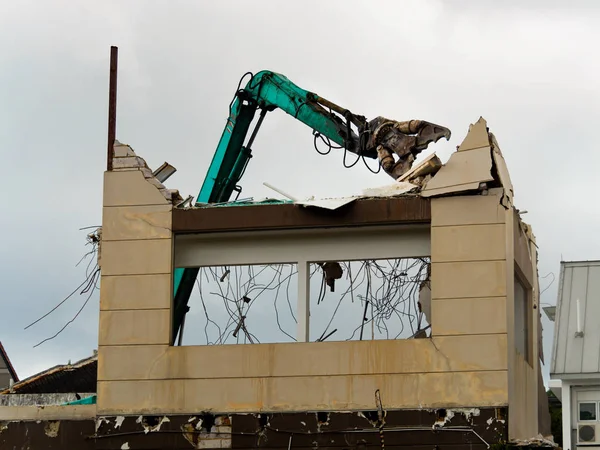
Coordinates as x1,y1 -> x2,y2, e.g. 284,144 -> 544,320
296,181 -> 418,210
361,181 -> 418,197
295,196 -> 357,210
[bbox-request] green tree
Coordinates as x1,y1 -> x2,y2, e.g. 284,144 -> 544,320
547,389 -> 562,447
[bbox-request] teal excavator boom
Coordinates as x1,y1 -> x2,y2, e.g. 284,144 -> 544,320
172,70 -> 451,344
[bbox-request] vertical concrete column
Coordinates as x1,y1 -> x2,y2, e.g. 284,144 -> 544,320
97,145 -> 175,414
505,207 -> 543,439
429,191 -> 508,338
297,260 -> 310,342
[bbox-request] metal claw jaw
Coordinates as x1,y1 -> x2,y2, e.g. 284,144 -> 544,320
414,122 -> 451,151
368,118 -> 451,180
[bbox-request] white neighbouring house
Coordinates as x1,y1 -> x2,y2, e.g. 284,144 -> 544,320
548,260 -> 600,450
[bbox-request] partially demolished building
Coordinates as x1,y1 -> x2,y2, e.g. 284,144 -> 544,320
0,118 -> 552,449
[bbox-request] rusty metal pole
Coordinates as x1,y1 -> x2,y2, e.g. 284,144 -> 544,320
107,46 -> 118,171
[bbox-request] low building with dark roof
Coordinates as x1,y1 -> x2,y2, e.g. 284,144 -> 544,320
0,354 -> 96,399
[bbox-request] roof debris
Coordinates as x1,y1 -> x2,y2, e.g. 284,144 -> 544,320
296,181 -> 418,211
397,152 -> 443,186
174,116 -> 513,215
510,434 -> 558,447
175,116 -> 513,215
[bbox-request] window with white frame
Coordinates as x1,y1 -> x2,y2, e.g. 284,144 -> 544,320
579,402 -> 598,422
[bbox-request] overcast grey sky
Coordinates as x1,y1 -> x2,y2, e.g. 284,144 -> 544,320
1,0 -> 599,382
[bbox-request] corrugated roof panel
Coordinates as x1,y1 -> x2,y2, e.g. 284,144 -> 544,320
583,265 -> 600,372
551,261 -> 600,377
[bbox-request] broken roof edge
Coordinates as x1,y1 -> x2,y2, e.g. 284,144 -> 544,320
131,117 -> 515,213
0,354 -> 97,395
0,341 -> 18,383
111,140 -> 184,205
181,181 -> 423,212
420,116 -> 513,206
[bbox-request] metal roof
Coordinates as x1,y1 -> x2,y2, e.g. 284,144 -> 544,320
551,260 -> 600,378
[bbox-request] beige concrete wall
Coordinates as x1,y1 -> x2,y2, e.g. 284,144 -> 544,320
98,339 -> 508,414
429,191 -> 509,409
506,208 -> 540,439
98,336 -> 508,414
425,115 -> 542,440
97,141 -> 515,416
430,189 -> 541,440
98,162 -> 174,414
98,370 -> 507,415
0,405 -> 96,421
98,165 -> 509,415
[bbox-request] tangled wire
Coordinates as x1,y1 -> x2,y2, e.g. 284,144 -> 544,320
185,257 -> 430,345
25,227 -> 102,348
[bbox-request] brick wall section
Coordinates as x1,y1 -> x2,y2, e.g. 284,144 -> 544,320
1,410 -> 509,450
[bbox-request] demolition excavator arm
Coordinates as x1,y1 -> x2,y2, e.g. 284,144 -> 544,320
172,70 -> 451,344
